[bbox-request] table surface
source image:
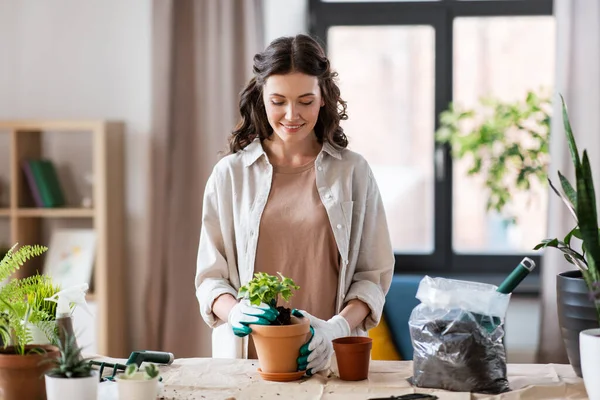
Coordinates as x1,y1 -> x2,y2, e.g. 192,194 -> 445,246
93,357 -> 588,400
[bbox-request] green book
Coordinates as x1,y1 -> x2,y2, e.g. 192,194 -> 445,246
28,160 -> 54,207
40,160 -> 65,207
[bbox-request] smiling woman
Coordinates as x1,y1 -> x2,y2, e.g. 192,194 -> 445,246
195,34 -> 395,377
261,72 -> 325,164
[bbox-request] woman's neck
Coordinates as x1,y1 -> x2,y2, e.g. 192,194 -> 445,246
263,133 -> 321,167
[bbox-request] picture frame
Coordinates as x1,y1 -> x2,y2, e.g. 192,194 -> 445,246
43,229 -> 96,289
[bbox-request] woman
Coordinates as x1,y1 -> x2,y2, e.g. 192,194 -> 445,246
195,34 -> 394,376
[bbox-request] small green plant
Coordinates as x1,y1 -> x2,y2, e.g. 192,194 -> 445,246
0,243 -> 53,355
436,90 -> 551,224
238,272 -> 299,325
44,331 -> 93,378
122,363 -> 160,380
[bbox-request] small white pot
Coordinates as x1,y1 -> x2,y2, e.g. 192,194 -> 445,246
580,328 -> 600,400
116,372 -> 160,400
45,370 -> 99,400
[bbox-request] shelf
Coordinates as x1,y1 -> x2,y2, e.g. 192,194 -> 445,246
16,208 -> 95,218
0,209 -> 10,217
0,120 -> 113,131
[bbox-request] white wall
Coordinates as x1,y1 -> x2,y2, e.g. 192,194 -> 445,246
505,297 -> 541,363
0,0 -> 151,353
262,0 -> 308,46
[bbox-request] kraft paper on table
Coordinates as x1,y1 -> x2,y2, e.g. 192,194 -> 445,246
91,357 -> 587,400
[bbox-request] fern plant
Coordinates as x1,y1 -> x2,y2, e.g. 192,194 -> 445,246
44,330 -> 93,378
0,244 -> 51,355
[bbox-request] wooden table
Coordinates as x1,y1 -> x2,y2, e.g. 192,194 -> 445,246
141,358 -> 587,399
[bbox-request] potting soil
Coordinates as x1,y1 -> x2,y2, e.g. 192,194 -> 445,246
409,313 -> 510,394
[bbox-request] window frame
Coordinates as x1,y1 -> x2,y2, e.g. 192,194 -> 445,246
308,0 -> 553,277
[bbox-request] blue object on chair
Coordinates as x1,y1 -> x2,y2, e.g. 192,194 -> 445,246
383,274 -> 424,360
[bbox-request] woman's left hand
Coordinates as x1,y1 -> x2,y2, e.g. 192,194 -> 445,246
292,309 -> 350,376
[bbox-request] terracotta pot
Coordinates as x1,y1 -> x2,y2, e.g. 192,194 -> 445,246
333,336 -> 372,381
250,315 -> 310,373
0,344 -> 60,400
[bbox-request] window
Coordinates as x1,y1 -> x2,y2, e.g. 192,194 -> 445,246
309,0 -> 554,275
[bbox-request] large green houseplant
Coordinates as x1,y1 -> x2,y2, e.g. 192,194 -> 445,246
436,90 -> 551,224
534,96 -> 600,319
0,243 -> 61,400
533,96 -> 600,379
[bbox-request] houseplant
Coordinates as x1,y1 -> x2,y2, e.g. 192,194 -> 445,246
238,272 -> 310,381
116,362 -> 161,400
2,274 -> 62,344
44,329 -> 97,400
533,96 -> 600,383
0,243 -> 61,400
436,90 -> 551,225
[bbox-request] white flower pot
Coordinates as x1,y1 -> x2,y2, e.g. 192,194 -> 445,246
116,372 -> 160,400
45,370 -> 98,400
580,328 -> 600,400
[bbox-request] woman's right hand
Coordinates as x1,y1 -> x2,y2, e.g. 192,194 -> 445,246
227,299 -> 279,337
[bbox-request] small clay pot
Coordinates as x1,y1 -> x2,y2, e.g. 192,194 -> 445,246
250,316 -> 310,374
332,336 -> 372,381
0,344 -> 60,400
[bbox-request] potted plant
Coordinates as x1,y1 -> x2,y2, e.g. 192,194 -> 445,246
3,274 -> 63,345
534,96 -> 600,388
0,243 -> 61,400
436,90 -> 550,229
44,330 -> 97,400
238,272 -> 309,382
116,363 -> 161,400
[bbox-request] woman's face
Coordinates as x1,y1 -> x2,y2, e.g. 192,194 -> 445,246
262,72 -> 324,145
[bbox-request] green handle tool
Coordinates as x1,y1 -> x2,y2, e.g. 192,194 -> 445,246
475,257 -> 537,332
126,350 -> 175,367
496,257 -> 536,294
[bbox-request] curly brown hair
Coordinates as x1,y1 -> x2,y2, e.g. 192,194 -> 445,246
228,34 -> 348,154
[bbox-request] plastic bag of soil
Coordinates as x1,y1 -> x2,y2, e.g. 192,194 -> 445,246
408,276 -> 511,394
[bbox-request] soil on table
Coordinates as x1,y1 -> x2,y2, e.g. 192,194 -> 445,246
274,307 -> 291,325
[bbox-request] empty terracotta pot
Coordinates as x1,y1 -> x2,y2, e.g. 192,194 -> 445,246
0,344 -> 60,400
333,336 -> 372,381
250,315 -> 310,374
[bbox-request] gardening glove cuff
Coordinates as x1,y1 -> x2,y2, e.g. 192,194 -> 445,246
294,310 -> 351,375
227,299 -> 279,337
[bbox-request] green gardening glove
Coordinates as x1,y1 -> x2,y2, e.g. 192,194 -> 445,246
228,299 -> 279,337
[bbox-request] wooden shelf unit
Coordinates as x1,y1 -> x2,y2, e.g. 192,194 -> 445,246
0,120 -> 126,357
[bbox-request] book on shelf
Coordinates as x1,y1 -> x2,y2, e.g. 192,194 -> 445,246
22,159 -> 66,207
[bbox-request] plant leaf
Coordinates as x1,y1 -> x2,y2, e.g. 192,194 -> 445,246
576,151 -> 600,283
561,94 -> 580,167
548,178 -> 578,222
558,171 -> 578,213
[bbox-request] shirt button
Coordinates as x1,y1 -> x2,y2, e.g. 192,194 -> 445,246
326,194 -> 332,199
250,230 -> 254,236
336,224 -> 342,229
317,166 -> 323,171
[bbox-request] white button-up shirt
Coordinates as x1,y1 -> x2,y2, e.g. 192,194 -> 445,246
195,138 -> 395,358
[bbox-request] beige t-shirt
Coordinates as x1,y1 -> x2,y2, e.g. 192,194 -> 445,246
248,159 -> 340,359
